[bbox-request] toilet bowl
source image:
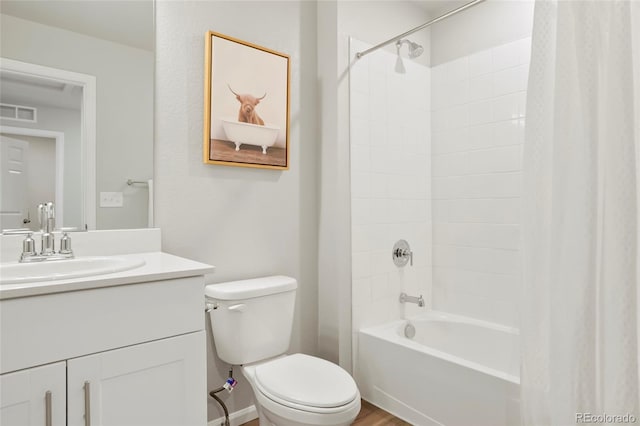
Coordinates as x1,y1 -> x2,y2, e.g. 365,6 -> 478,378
205,276 -> 360,426
242,354 -> 360,426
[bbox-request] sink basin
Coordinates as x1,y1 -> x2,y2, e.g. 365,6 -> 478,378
0,256 -> 146,285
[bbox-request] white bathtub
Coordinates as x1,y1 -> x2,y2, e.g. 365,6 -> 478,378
357,312 -> 520,426
221,119 -> 280,154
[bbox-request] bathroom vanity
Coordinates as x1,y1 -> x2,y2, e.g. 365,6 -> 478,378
0,232 -> 214,426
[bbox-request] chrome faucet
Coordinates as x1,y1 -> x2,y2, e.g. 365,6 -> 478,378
3,202 -> 75,262
399,292 -> 425,307
39,202 -> 55,255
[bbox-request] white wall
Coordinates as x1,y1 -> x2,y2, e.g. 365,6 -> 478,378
23,136 -> 54,223
0,13 -> 153,230
337,2 -> 431,67
1,134 -> 56,228
636,2 -> 640,222
154,1 -> 318,421
349,37 -> 431,368
0,103 -> 82,228
24,136 -> 55,220
430,1 -> 534,327
317,0 -> 431,371
316,0 -> 346,367
430,0 -> 534,66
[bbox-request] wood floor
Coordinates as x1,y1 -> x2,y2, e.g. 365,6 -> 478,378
353,400 -> 412,425
240,400 -> 411,426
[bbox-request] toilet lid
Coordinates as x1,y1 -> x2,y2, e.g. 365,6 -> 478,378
254,354 -> 358,409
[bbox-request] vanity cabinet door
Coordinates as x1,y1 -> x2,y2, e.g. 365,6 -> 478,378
67,331 -> 206,426
0,362 -> 66,426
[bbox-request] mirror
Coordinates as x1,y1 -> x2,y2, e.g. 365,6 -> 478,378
0,1 -> 154,231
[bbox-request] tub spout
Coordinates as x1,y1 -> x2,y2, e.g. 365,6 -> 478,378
399,292 -> 425,307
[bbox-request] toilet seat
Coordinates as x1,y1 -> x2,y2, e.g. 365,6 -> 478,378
253,354 -> 359,413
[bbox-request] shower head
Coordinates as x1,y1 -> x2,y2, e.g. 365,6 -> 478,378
394,39 -> 423,73
407,41 -> 424,58
397,39 -> 424,59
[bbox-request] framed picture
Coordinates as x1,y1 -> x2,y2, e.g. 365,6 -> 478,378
203,31 -> 290,170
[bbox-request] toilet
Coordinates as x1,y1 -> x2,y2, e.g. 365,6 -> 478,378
205,276 -> 361,426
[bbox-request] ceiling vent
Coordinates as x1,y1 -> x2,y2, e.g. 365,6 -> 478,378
0,103 -> 37,123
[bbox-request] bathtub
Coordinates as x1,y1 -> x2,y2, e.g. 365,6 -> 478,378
357,312 -> 520,426
221,119 -> 280,154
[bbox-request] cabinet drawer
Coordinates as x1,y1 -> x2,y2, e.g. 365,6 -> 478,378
1,276 -> 204,374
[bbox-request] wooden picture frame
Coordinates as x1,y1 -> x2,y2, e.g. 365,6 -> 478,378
203,31 -> 290,170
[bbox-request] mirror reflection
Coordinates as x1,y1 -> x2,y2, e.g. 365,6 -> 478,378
0,1 -> 154,231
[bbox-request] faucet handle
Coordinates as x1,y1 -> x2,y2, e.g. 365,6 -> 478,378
59,232 -> 73,255
20,232 -> 37,261
404,249 -> 414,266
392,240 -> 413,267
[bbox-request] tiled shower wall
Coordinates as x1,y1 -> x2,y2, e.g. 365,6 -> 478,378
349,38 -> 431,335
430,37 -> 531,328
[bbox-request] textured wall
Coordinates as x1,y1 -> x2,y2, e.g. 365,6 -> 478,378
154,1 -> 318,420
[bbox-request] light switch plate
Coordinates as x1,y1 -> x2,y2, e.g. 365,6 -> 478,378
100,192 -> 123,208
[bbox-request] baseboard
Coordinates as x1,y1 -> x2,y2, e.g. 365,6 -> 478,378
208,405 -> 258,426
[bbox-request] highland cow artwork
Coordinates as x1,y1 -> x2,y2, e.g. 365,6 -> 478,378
204,32 -> 290,170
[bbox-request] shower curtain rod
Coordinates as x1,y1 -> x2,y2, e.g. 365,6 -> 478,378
355,0 -> 487,59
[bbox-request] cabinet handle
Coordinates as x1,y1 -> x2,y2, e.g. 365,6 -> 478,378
83,381 -> 91,426
45,391 -> 52,426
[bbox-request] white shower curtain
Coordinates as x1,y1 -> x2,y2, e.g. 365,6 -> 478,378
522,1 -> 640,425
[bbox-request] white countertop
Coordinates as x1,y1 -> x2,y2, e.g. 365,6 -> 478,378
0,252 -> 215,300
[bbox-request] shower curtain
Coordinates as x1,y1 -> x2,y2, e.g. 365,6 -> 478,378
521,1 -> 640,425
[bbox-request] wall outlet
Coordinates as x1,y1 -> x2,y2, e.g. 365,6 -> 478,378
100,192 -> 124,208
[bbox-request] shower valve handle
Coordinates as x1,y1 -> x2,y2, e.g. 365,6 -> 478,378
394,248 -> 413,266
392,240 -> 413,267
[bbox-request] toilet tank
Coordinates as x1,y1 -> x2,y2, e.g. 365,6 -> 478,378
205,276 -> 297,365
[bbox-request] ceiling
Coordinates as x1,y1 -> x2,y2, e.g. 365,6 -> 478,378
411,0 -> 471,18
0,0 -> 154,51
0,0 -> 469,53
1,1 -> 153,110
1,70 -> 82,110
